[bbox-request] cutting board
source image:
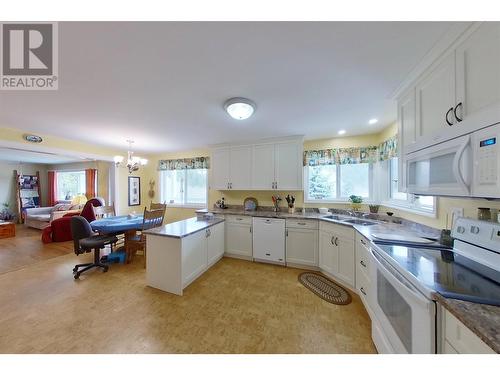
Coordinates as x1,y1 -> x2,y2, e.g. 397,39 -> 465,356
371,233 -> 435,243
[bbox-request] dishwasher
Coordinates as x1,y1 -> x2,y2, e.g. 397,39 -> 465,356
252,217 -> 286,265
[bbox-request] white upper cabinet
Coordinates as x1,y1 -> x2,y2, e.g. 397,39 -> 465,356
252,143 -> 276,190
211,148 -> 230,190
456,23 -> 500,121
212,137 -> 303,191
415,51 -> 457,140
229,145 -> 253,190
397,88 -> 416,191
275,142 -> 302,190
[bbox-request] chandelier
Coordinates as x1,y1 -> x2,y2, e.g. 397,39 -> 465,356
114,140 -> 148,174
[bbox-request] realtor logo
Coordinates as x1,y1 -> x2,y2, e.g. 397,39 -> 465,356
1,22 -> 58,90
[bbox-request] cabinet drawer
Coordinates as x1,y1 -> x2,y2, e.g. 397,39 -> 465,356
225,215 -> 252,225
319,221 -> 354,240
444,309 -> 495,354
286,219 -> 318,230
356,265 -> 371,303
0,224 -> 15,238
356,233 -> 371,274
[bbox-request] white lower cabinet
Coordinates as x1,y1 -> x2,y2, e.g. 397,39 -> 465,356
285,219 -> 319,267
207,221 -> 225,267
440,306 -> 495,354
252,217 -> 286,264
355,233 -> 374,317
319,222 -> 355,288
225,222 -> 253,258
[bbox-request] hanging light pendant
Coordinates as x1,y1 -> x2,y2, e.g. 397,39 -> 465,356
114,140 -> 148,173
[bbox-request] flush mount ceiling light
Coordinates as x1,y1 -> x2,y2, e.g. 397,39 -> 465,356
338,130 -> 346,135
224,97 -> 256,120
368,118 -> 378,125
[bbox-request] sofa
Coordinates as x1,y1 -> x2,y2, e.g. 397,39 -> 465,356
24,202 -> 82,230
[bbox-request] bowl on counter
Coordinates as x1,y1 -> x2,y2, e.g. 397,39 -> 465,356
318,208 -> 329,214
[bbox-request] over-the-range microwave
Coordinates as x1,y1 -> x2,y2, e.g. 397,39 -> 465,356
405,122 -> 500,198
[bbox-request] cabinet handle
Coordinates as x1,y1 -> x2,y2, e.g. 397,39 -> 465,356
334,237 -> 339,246
265,253 -> 271,256
360,260 -> 367,268
236,218 -> 243,221
275,182 -> 278,190
445,107 -> 454,126
297,222 -> 306,226
250,227 -> 252,233
454,102 -> 463,122
360,239 -> 367,245
286,229 -> 288,236
360,287 -> 367,296
331,236 -> 335,245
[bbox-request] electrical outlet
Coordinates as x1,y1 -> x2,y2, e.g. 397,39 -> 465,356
449,207 -> 464,229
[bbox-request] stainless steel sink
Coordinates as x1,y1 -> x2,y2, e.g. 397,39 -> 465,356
323,215 -> 344,221
341,218 -> 377,226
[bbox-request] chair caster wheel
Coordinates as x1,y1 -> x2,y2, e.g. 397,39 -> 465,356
72,267 -> 78,273
103,266 -> 109,273
74,273 -> 80,280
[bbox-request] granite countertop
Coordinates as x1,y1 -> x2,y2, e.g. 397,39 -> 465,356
434,293 -> 500,353
144,217 -> 225,238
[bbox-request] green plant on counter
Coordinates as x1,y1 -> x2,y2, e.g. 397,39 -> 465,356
369,204 -> 380,213
349,195 -> 363,212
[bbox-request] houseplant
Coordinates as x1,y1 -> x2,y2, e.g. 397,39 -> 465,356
369,204 -> 380,214
349,195 -> 363,211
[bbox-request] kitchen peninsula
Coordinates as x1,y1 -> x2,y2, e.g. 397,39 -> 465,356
144,217 -> 225,296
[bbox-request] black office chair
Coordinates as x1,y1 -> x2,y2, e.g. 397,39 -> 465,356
70,216 -> 118,279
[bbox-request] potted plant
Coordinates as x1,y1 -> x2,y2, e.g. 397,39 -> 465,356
349,195 -> 363,211
369,204 -> 380,214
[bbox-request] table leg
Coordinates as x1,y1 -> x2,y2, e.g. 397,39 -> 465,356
124,229 -> 137,264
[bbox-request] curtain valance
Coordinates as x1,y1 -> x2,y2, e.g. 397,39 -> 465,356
158,157 -> 210,170
303,136 -> 398,166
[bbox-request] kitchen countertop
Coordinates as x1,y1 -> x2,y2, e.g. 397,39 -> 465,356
200,206 -> 500,352
144,217 -> 225,238
434,293 -> 500,353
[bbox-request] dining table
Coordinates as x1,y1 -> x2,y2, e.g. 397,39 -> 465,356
90,215 -> 144,263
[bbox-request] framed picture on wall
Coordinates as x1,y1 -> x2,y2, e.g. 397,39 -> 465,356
128,176 -> 141,206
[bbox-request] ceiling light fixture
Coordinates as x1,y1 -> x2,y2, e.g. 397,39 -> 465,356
224,97 -> 256,120
338,130 -> 346,135
114,140 -> 148,174
368,118 -> 378,125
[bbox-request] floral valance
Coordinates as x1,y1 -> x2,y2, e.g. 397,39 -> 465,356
304,136 -> 397,166
378,135 -> 398,161
158,157 -> 210,170
304,146 -> 378,166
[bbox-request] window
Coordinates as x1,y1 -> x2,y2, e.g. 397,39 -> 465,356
160,169 -> 208,207
305,163 -> 372,202
56,170 -> 86,200
387,157 -> 436,215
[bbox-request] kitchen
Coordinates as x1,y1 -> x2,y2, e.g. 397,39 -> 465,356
143,21 -> 500,355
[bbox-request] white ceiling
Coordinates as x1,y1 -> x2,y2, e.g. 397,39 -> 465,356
0,22 -> 461,153
0,148 -> 84,164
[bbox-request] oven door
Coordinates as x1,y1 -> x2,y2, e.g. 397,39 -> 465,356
370,248 -> 436,354
406,134 -> 472,197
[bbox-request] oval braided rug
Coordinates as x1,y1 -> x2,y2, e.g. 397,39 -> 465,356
298,272 -> 352,305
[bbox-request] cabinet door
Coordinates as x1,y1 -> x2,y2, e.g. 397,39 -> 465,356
336,235 -> 356,288
415,52 -> 456,139
319,230 -> 338,276
211,148 -> 230,190
397,89 -> 416,191
275,142 -> 302,190
225,223 -> 252,257
456,23 -> 500,121
252,144 -> 275,190
207,223 -> 224,267
182,230 -> 207,286
285,228 -> 318,267
229,145 -> 252,190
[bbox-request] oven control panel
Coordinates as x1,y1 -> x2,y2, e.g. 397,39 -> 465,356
453,217 -> 500,254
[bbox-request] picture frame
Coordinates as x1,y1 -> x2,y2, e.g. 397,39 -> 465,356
128,176 -> 141,206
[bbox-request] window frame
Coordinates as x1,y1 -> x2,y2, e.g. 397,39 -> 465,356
382,157 -> 437,218
304,163 -> 374,204
159,169 -> 208,209
55,169 -> 88,201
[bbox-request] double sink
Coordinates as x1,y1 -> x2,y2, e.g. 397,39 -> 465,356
322,214 -> 379,226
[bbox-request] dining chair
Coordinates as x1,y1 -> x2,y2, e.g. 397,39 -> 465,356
93,203 -> 116,219
150,202 -> 166,223
127,207 -> 165,266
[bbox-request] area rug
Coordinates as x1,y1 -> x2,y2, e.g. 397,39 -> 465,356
298,272 -> 352,305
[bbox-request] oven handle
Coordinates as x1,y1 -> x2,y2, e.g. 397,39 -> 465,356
370,248 -> 430,305
452,135 -> 471,194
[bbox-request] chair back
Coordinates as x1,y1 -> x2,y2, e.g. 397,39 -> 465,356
70,216 -> 93,254
150,202 -> 166,210
80,198 -> 104,222
93,203 -> 116,219
141,207 -> 165,231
